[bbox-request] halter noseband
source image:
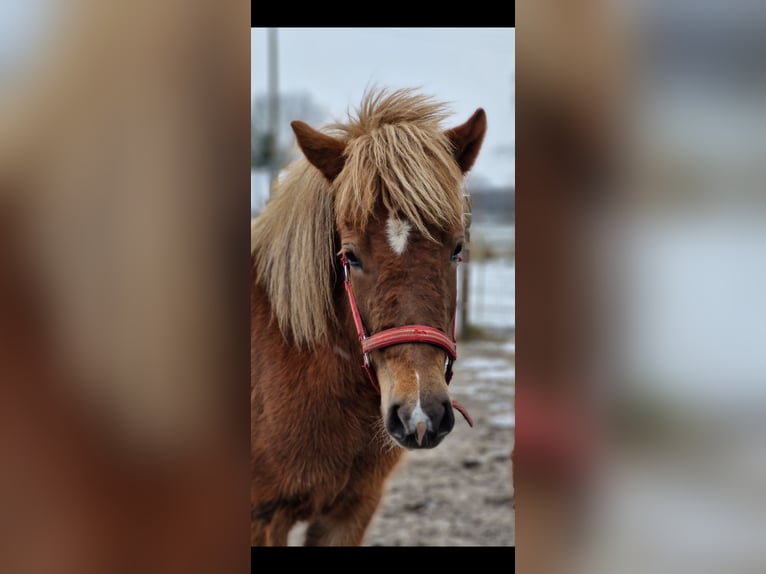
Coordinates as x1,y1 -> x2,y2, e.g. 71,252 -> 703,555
340,253 -> 473,427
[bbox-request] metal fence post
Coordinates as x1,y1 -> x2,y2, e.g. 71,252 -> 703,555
459,194 -> 472,338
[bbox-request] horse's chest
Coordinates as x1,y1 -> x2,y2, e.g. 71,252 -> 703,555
291,420 -> 394,490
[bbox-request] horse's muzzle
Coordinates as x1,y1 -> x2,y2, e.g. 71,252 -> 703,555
385,399 -> 455,449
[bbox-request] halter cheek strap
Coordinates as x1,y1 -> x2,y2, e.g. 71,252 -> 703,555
340,254 -> 473,427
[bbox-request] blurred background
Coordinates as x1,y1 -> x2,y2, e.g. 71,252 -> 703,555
0,1 -> 249,571
516,1 -> 766,573
251,28 -> 515,546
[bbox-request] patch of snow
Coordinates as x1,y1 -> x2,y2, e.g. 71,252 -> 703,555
457,357 -> 513,371
488,401 -> 513,413
489,414 -> 515,429
476,368 -> 516,382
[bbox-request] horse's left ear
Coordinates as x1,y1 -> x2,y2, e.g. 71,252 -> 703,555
446,108 -> 487,174
291,120 -> 346,182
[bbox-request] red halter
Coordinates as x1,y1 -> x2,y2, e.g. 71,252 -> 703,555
340,253 -> 473,427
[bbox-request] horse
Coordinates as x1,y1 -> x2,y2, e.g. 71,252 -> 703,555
251,88 -> 486,546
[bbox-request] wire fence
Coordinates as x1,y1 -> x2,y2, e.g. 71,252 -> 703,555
457,221 -> 515,336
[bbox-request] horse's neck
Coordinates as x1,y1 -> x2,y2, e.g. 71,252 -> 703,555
325,280 -> 374,386
333,279 -> 361,347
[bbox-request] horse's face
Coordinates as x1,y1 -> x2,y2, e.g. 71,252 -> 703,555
339,208 -> 464,449
291,102 -> 486,450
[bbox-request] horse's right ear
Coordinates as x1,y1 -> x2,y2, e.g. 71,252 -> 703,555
291,121 -> 346,182
446,108 -> 487,174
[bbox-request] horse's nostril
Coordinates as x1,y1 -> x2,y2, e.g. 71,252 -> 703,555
385,403 -> 407,441
437,400 -> 455,436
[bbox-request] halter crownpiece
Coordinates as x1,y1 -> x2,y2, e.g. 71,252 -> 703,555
340,253 -> 473,427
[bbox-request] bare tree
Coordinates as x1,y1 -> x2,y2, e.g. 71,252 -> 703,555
251,91 -> 329,170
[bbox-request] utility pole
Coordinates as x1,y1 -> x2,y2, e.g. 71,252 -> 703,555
267,27 -> 279,191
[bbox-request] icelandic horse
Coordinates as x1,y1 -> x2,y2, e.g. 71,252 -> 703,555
251,89 -> 486,545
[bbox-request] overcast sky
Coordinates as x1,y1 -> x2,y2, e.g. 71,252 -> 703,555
251,28 -> 515,188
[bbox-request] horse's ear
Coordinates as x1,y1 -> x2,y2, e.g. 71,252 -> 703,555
446,108 -> 487,174
291,120 -> 346,182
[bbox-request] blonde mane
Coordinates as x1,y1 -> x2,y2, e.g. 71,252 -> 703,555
251,88 -> 465,348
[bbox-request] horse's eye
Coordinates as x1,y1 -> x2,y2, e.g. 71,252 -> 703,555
345,251 -> 362,268
451,243 -> 463,262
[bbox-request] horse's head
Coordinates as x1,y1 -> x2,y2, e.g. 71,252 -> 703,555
291,93 -> 486,449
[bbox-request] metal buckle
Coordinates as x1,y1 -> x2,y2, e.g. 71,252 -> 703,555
445,356 -> 454,384
341,255 -> 350,282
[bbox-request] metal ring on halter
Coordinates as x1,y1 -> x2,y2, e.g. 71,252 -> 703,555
363,351 -> 372,369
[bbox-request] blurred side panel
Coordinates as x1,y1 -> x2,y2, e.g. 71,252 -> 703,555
0,1 -> 250,572
518,1 -> 766,573
515,0 -> 624,572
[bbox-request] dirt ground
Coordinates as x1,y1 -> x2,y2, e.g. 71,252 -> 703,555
288,330 -> 516,546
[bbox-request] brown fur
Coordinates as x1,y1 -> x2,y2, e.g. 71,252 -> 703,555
251,88 -> 486,546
